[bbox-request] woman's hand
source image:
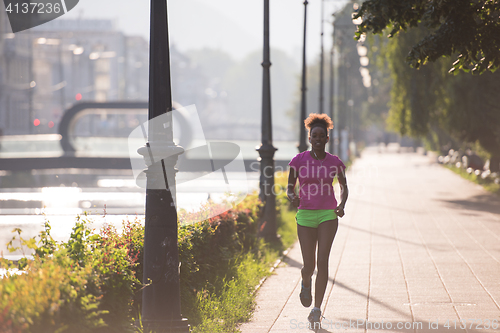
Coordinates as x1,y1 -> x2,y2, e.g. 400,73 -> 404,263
288,194 -> 300,208
335,205 -> 345,217
287,166 -> 300,208
336,171 -> 348,218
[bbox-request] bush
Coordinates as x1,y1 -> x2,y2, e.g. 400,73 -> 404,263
0,250 -> 106,333
0,216 -> 143,333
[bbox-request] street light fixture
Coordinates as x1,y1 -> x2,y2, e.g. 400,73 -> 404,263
319,0 -> 325,115
257,0 -> 278,241
138,0 -> 189,331
329,13 -> 336,155
298,0 -> 309,153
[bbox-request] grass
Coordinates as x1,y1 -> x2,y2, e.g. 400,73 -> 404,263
191,250 -> 271,333
192,254 -> 258,332
444,164 -> 500,195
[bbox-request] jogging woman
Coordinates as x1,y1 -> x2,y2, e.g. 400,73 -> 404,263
287,113 -> 348,327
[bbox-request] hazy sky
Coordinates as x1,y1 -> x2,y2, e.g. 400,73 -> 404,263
63,0 -> 351,63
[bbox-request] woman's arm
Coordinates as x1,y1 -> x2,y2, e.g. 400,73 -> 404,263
287,167 -> 300,208
335,170 -> 348,217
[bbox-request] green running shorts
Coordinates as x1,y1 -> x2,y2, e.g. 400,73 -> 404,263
295,209 -> 338,228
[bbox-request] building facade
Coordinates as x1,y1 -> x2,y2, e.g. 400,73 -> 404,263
0,15 -> 150,135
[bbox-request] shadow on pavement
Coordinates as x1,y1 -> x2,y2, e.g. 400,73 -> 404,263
437,193 -> 500,217
350,197 -> 422,214
338,222 -> 445,251
283,254 -> 302,269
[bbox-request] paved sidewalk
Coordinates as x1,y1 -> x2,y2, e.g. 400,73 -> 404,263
240,146 -> 500,333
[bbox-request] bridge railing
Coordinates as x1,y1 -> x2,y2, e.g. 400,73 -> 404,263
59,101 -> 192,156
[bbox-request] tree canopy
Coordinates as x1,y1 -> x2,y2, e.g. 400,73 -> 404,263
370,24 -> 500,156
355,0 -> 500,74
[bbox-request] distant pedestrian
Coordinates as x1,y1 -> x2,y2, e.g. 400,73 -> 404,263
287,113 -> 348,328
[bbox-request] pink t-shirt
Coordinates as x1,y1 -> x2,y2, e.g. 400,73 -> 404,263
288,151 -> 346,210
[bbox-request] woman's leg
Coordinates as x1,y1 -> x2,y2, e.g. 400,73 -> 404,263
314,219 -> 338,308
297,224 -> 318,288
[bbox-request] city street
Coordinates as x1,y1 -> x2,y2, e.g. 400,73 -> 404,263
240,146 -> 500,333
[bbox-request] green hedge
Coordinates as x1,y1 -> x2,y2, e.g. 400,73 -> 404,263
0,188 -> 294,332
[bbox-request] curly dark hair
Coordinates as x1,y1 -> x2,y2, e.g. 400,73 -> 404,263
304,113 -> 333,135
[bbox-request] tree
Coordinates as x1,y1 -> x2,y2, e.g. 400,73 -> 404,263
375,24 -> 500,157
447,71 -> 500,154
355,0 -> 500,74
383,26 -> 449,138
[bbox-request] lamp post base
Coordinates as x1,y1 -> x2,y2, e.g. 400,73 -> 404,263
256,143 -> 278,241
143,318 -> 190,333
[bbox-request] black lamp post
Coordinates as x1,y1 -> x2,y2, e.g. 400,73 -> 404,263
329,14 -> 336,154
257,0 -> 278,241
298,0 -> 309,153
337,29 -> 346,162
319,0 -> 325,115
138,0 -> 189,331
28,31 -> 34,134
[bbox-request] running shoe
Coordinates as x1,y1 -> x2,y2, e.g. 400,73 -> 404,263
307,308 -> 322,329
299,279 -> 312,307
